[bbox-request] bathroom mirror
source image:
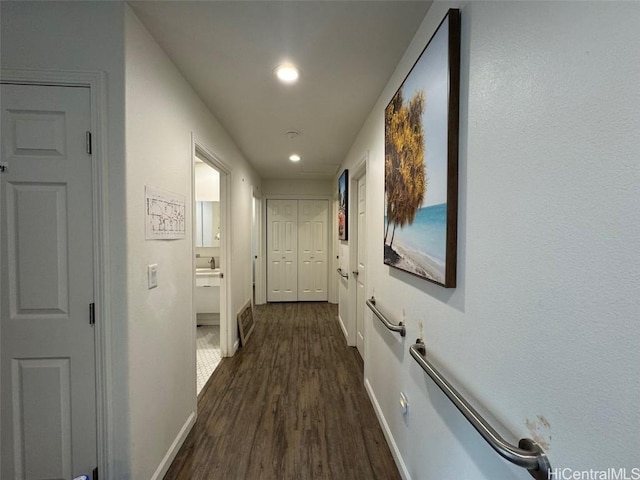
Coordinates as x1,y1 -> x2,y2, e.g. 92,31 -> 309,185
195,201 -> 220,247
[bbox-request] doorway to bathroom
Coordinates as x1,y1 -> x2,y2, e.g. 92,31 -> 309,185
192,137 -> 230,396
194,158 -> 221,394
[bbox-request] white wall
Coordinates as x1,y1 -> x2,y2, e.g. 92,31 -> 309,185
339,1 -> 640,478
262,178 -> 333,196
125,6 -> 260,479
0,2 -> 130,476
194,163 -> 220,202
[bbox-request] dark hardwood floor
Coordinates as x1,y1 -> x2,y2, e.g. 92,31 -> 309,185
164,302 -> 401,480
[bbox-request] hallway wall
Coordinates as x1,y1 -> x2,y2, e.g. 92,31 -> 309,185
339,1 -> 640,478
262,178 -> 333,197
125,6 -> 260,479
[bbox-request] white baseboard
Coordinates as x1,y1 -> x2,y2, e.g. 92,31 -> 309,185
196,313 -> 220,326
364,378 -> 410,480
338,314 -> 349,341
150,410 -> 196,480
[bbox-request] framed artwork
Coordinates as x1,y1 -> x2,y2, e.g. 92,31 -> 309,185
384,9 -> 460,288
338,169 -> 348,241
145,185 -> 186,240
237,299 -> 255,346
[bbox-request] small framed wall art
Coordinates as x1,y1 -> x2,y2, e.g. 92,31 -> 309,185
237,299 -> 255,346
338,169 -> 348,241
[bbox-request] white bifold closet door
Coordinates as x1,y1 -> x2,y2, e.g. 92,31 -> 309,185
267,199 -> 328,302
298,200 -> 328,301
267,199 -> 298,302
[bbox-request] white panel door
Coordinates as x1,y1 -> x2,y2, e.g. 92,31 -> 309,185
298,200 -> 328,302
355,175 -> 367,357
1,84 -> 97,479
267,199 -> 298,302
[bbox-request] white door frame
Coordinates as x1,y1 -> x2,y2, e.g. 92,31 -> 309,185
349,153 -> 368,355
0,68 -> 111,478
252,188 -> 265,305
191,136 -> 232,358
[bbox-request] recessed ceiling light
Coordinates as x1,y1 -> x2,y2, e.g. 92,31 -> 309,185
275,64 -> 300,84
289,154 -> 301,162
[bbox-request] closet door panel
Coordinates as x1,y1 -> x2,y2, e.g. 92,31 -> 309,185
298,200 -> 328,301
267,200 -> 298,302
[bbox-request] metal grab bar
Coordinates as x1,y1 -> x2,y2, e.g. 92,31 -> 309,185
337,268 -> 349,279
366,297 -> 406,337
409,340 -> 551,480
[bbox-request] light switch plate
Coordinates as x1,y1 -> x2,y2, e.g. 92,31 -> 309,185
148,264 -> 158,289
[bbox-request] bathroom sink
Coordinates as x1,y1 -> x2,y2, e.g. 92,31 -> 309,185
196,268 -> 221,276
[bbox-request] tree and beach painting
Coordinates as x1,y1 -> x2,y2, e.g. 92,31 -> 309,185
338,169 -> 348,241
384,9 -> 460,287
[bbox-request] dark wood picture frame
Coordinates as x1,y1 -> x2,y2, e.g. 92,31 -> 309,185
338,169 -> 349,241
237,299 -> 255,346
383,9 -> 460,288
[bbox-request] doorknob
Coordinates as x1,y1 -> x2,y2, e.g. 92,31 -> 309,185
352,270 -> 359,277
220,273 -> 224,279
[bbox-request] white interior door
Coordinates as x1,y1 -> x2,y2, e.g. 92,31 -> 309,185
298,200 -> 328,302
1,84 -> 97,479
355,174 -> 367,357
267,199 -> 298,302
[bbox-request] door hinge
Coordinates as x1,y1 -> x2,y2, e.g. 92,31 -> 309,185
86,131 -> 92,155
89,302 -> 95,325
93,466 -> 99,480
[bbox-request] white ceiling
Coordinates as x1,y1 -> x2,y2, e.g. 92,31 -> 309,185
128,1 -> 432,180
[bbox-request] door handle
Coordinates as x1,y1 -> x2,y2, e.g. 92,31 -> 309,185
352,271 -> 359,277
220,273 -> 224,279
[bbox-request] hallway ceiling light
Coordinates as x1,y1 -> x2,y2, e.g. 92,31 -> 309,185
289,154 -> 301,162
275,64 -> 300,84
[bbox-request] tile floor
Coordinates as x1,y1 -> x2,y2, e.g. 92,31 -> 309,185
196,325 -> 221,395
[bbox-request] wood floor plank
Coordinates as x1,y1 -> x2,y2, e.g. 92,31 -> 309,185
163,302 -> 400,480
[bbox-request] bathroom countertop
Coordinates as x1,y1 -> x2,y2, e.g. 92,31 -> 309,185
196,268 -> 221,277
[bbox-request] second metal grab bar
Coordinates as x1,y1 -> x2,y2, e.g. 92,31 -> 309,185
409,340 -> 551,480
366,297 -> 405,337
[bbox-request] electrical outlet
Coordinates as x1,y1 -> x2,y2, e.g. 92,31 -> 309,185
148,264 -> 158,289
